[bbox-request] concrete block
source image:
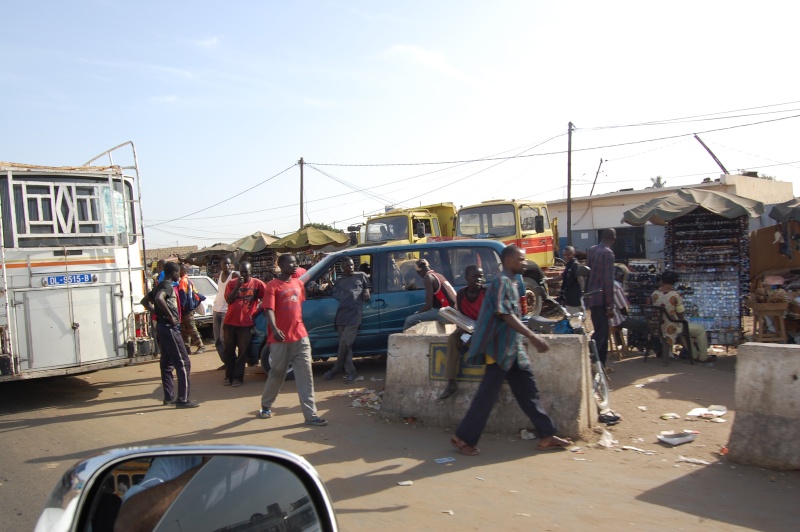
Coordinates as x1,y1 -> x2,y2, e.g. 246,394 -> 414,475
729,342 -> 800,470
381,333 -> 595,440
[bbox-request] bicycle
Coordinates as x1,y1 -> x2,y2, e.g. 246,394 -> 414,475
526,288 -> 610,411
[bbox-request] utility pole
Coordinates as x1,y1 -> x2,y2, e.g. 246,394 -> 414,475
589,158 -> 605,196
567,122 -> 574,247
299,157 -> 304,227
693,134 -> 729,174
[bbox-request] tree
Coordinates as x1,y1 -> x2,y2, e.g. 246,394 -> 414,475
758,173 -> 777,180
303,222 -> 343,233
649,175 -> 667,188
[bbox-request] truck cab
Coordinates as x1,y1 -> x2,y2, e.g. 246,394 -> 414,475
363,203 -> 457,246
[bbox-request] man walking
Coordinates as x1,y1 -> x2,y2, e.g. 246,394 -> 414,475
259,254 -> 327,426
178,264 -> 205,354
450,245 -> 571,456
324,257 -> 370,384
403,258 -> 456,330
222,261 -> 265,387
586,228 -> 616,369
212,257 -> 238,368
557,246 -> 584,315
438,265 -> 486,400
140,262 -> 199,408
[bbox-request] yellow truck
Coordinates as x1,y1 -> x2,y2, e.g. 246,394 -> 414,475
362,203 -> 457,245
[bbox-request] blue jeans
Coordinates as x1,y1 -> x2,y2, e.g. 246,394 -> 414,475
455,361 -> 557,447
403,308 -> 448,330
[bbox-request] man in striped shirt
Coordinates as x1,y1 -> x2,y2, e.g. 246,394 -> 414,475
450,245 -> 572,456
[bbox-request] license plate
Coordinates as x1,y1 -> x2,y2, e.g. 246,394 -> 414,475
46,274 -> 94,286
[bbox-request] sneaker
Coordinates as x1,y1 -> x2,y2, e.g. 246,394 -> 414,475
195,346 -> 206,354
343,373 -> 357,384
304,416 -> 328,426
163,398 -> 177,405
438,380 -> 458,400
223,379 -> 232,386
176,400 -> 200,408
258,408 -> 272,418
323,370 -> 336,381
231,380 -> 242,387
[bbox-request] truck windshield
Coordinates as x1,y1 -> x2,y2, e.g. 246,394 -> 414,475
365,215 -> 409,243
457,205 -> 516,238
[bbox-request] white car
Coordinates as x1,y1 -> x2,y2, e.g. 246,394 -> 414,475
188,275 -> 218,329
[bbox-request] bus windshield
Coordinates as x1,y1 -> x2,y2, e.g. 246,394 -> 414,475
364,215 -> 409,243
457,205 -> 517,238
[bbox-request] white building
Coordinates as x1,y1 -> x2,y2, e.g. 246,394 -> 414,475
546,174 -> 794,260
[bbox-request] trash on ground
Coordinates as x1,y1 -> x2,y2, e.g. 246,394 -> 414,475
709,417 -> 727,423
515,513 -> 532,517
635,384 -> 646,388
442,510 -> 454,515
434,457 -> 455,464
621,446 -> 656,455
520,429 -> 536,440
342,388 -> 383,411
637,406 -> 648,412
719,446 -> 730,456
647,376 -> 670,383
661,413 -> 681,420
597,429 -> 617,448
657,430 -> 698,446
369,376 -> 383,381
573,458 -> 588,461
476,477 -> 484,481
687,405 -> 727,418
356,375 -> 365,381
397,480 -> 413,486
676,455 -> 711,465
569,446 -> 583,453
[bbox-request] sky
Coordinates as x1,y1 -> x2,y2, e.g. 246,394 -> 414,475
2,1 -> 799,249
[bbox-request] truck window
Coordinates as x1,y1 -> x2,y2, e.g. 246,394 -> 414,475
457,204 -> 516,238
365,215 -> 408,243
520,205 -> 550,231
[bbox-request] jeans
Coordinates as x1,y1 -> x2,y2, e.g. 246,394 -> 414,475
590,305 -> 610,367
455,361 -> 557,447
330,324 -> 359,375
157,324 -> 191,403
212,311 -> 226,362
403,308 -> 448,331
260,337 -> 318,420
223,324 -> 252,382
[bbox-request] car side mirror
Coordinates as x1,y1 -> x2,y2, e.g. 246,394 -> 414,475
534,215 -> 544,234
416,222 -> 426,239
35,446 -> 338,532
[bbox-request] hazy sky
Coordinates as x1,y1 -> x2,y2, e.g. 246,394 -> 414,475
2,1 -> 798,248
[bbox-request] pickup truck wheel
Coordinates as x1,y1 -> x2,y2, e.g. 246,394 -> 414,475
259,343 -> 294,381
522,278 -> 544,316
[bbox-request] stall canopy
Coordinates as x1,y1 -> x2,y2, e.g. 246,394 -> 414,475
768,197 -> 800,223
621,188 -> 764,226
181,243 -> 235,266
231,231 -> 278,253
269,226 -> 349,252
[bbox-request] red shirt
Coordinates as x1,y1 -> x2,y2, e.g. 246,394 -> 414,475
457,286 -> 486,320
263,277 -> 308,344
223,278 -> 266,327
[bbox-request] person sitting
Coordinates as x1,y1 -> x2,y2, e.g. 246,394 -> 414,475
650,270 -> 711,362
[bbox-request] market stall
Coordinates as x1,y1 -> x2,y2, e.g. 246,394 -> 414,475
623,188 -> 764,346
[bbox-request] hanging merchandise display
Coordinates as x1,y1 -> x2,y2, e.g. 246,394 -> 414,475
626,259 -> 661,315
664,208 -> 750,346
248,249 -> 277,282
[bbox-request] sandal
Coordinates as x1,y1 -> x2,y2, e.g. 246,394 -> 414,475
536,435 -> 573,451
451,435 -> 481,456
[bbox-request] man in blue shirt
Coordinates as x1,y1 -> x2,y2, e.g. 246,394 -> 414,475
450,245 -> 572,456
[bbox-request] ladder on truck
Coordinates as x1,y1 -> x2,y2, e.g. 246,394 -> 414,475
83,141 -> 148,350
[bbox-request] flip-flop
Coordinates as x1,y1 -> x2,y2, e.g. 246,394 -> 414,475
536,436 -> 573,451
451,435 -> 481,456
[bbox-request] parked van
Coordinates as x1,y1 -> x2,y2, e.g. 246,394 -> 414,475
250,240 -> 507,366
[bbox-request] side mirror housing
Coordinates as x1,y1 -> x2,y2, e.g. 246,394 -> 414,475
534,215 -> 545,234
416,222 -> 426,239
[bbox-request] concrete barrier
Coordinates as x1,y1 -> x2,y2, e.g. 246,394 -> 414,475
381,331 -> 595,440
729,342 -> 800,470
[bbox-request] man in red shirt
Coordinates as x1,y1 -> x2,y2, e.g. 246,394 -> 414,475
258,254 -> 327,426
439,265 -> 486,400
222,261 -> 266,387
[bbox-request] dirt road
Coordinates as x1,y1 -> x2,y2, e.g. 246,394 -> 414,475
0,348 -> 796,531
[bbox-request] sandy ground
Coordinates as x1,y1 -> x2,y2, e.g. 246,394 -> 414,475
0,341 -> 797,531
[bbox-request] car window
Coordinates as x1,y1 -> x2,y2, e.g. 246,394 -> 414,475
385,251 -> 417,292
447,246 -> 502,285
190,277 -> 217,295
307,255 -> 373,298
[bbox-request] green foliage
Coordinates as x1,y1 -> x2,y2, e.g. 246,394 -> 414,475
303,222 -> 343,233
649,175 -> 667,188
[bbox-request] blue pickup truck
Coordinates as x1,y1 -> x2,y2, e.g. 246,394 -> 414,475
250,240 -> 507,373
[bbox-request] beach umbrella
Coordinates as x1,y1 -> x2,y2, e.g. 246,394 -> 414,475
269,226 -> 350,252
181,243 -> 235,266
231,231 -> 278,253
622,188 -> 764,226
768,197 -> 800,223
